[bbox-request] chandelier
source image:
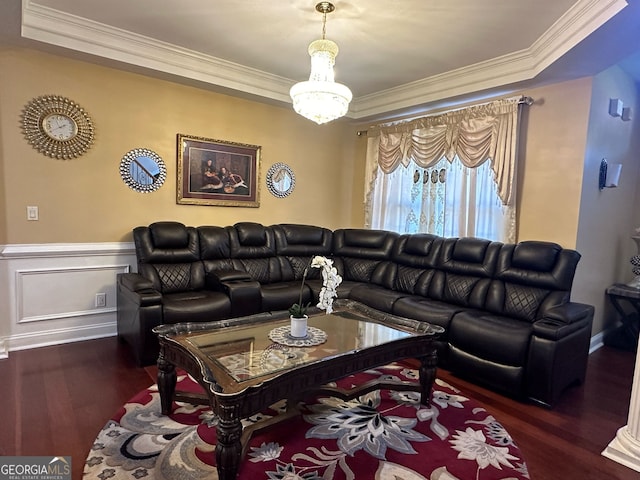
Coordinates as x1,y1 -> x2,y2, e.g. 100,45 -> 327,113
290,2 -> 352,125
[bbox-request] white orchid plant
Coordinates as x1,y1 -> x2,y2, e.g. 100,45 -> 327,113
289,255 -> 343,318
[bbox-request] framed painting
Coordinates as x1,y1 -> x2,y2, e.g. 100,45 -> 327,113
177,134 -> 261,207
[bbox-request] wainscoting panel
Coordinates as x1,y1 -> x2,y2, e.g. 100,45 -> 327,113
16,264 -> 129,323
0,242 -> 136,356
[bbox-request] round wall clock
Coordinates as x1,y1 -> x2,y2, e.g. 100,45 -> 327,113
21,95 -> 95,159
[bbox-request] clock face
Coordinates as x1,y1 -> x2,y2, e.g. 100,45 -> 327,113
22,95 -> 94,159
42,114 -> 78,141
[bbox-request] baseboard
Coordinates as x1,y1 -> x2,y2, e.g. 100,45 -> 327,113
590,330 -> 605,353
3,320 -> 117,354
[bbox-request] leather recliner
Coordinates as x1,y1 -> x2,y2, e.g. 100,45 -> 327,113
117,221 -> 594,407
117,221 -> 232,366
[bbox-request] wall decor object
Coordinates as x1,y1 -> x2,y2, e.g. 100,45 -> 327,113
21,95 -> 94,159
609,98 -> 624,117
599,158 -> 622,191
266,162 -> 295,198
119,148 -> 167,193
177,134 -> 260,207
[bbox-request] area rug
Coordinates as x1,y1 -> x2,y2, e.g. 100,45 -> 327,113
83,363 -> 530,480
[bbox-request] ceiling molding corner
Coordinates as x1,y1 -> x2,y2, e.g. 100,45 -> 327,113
528,0 -> 627,71
350,0 -> 627,119
21,0 -> 294,103
20,0 -> 630,121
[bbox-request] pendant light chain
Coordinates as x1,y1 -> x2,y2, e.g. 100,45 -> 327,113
317,1 -> 334,40
321,10 -> 327,40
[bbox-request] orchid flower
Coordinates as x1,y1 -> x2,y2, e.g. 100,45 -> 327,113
289,256 -> 343,317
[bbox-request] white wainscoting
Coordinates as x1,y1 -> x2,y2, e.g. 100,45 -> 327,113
0,242 -> 136,357
0,242 -> 605,360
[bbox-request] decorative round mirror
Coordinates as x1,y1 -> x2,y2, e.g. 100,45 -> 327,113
119,148 -> 167,193
266,163 -> 295,198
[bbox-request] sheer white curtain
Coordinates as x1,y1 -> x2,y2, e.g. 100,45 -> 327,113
364,97 -> 522,242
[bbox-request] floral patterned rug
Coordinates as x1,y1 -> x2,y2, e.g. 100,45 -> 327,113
83,362 -> 530,480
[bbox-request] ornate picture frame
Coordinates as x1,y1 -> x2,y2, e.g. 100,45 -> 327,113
177,134 -> 260,207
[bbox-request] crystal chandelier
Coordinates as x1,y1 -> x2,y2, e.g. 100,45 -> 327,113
290,2 -> 352,125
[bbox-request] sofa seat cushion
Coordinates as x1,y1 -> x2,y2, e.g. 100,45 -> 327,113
162,291 -> 231,324
448,311 -> 533,366
348,284 -> 408,314
261,281 -> 311,312
393,296 -> 464,333
332,280 -> 362,300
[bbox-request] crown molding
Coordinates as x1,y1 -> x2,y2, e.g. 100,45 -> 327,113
350,0 -> 627,119
21,0 -> 294,103
21,0 -> 627,120
529,0 -> 627,71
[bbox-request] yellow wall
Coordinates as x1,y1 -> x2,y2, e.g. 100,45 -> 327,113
0,47 -> 359,243
0,47 -> 595,250
0,84 -> 6,245
516,78 -> 593,248
8,46 -> 638,340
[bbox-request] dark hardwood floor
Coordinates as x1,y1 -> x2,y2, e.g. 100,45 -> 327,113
0,337 -> 638,479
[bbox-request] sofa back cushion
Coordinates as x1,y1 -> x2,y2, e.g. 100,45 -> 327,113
429,237 -> 500,308
198,226 -> 235,273
392,234 -> 443,295
332,229 -> 398,286
227,222 -> 280,283
133,221 -> 204,293
485,241 -> 580,321
272,224 -> 333,281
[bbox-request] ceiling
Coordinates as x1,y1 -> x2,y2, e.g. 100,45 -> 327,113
2,0 -> 640,122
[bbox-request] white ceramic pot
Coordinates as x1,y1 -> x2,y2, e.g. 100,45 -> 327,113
290,315 -> 308,338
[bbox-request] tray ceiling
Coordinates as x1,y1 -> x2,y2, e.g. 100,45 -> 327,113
3,0 -> 639,120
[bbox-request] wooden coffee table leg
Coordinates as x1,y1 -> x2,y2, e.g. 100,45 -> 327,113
157,349 -> 177,416
216,403 -> 243,480
418,346 -> 438,406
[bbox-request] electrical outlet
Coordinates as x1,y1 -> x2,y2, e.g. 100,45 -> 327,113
95,293 -> 107,308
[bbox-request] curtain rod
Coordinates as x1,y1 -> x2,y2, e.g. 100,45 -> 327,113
356,95 -> 534,136
518,96 -> 534,105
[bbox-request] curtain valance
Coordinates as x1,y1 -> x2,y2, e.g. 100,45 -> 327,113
371,97 -> 521,205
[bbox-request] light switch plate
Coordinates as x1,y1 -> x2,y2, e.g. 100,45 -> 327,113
27,206 -> 38,221
609,98 -> 624,117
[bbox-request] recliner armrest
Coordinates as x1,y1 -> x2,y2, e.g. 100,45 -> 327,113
204,269 -> 261,316
533,302 -> 594,340
119,272 -> 154,292
544,302 -> 593,324
118,273 -> 162,305
206,269 -> 253,290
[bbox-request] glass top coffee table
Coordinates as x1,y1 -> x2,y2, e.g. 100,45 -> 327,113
153,299 -> 443,480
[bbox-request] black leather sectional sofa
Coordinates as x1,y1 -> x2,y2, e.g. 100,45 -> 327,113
117,221 -> 594,407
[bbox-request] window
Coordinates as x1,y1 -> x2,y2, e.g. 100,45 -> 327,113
364,97 -> 523,242
370,156 -> 513,241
